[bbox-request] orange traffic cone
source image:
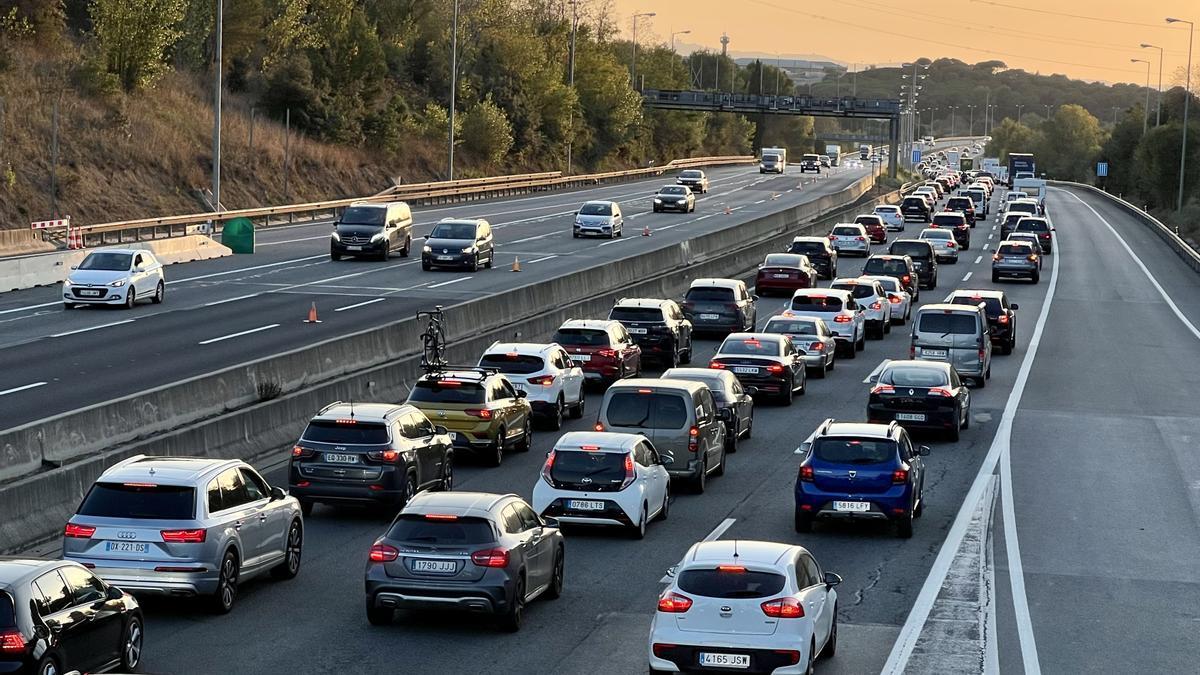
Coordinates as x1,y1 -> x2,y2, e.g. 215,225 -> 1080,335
511,256 -> 521,272
303,302 -> 321,323
771,193 -> 779,200
724,205 -> 732,215
642,224 -> 651,237
67,228 -> 83,250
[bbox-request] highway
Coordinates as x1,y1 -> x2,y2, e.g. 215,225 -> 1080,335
0,160 -> 880,428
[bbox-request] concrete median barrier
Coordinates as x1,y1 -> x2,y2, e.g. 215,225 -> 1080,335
0,230 -> 56,256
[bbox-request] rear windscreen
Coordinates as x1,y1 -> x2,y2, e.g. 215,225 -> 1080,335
550,451 -> 628,486
610,307 -> 665,323
864,259 -> 908,277
763,254 -> 802,268
718,338 -> 782,356
788,242 -> 827,255
947,199 -> 972,209
408,381 -> 487,405
604,392 -> 688,429
791,296 -> 843,311
999,243 -> 1033,255
813,438 -> 896,464
882,366 -> 949,387
678,569 -> 786,599
686,288 -> 735,302
903,198 -> 926,207
552,328 -> 610,346
764,319 -> 819,336
1015,220 -> 1049,232
302,420 -> 391,444
831,284 -> 875,300
918,313 -> 978,335
951,296 -> 1002,315
479,353 -> 545,375
387,515 -> 496,545
1008,203 -> 1037,214
890,242 -> 932,259
0,592 -> 14,628
832,226 -> 861,236
932,215 -> 965,227
77,483 -> 196,520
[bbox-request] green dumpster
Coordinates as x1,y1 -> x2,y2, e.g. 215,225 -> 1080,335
223,217 -> 255,254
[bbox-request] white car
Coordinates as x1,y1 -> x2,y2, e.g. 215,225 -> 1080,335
478,342 -> 585,429
63,249 -> 165,309
761,315 -> 836,377
827,224 -> 870,257
573,200 -> 624,238
782,288 -> 865,357
649,540 -> 841,674
863,275 -> 912,325
1002,190 -> 1028,205
873,205 -> 905,231
532,431 -> 670,539
913,186 -> 940,206
918,228 -> 960,263
829,277 -> 892,339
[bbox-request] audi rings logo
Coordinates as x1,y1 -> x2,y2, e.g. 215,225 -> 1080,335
117,531 -> 137,540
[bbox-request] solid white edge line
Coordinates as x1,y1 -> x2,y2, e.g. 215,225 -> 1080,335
0,381 -> 48,397
880,224 -> 1060,675
334,298 -> 386,312
51,319 -> 134,338
198,323 -> 281,345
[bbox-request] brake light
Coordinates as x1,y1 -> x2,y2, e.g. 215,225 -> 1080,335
946,242 -> 956,248
978,349 -> 987,360
291,445 -> 305,457
767,364 -> 785,375
424,514 -> 459,520
902,275 -> 911,283
870,301 -> 882,310
833,315 -> 852,323
828,234 -> 837,240
159,528 -> 206,543
335,418 -> 358,424
892,469 -> 909,484
622,453 -> 636,489
64,523 -> 95,539
657,591 -> 693,613
709,361 -> 726,369
761,597 -> 805,618
465,408 -> 493,420
871,384 -> 895,394
855,236 -> 866,241
799,465 -> 814,481
889,295 -> 902,304
688,426 -> 699,453
993,254 -> 1002,261
594,423 -> 604,431
0,630 -> 25,653
998,315 -> 1009,324
909,345 -> 915,359
929,387 -> 953,397
1039,233 -> 1050,238
809,341 -> 825,351
527,375 -> 555,386
471,548 -> 510,568
369,543 -> 399,562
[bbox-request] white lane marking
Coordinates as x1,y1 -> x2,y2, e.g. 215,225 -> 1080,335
753,199 -> 766,204
988,233 -> 994,240
881,221 -> 1059,675
0,301 -> 60,316
661,517 -> 738,583
508,232 -> 559,245
204,293 -> 260,307
334,297 -> 386,312
657,224 -> 679,231
525,255 -> 559,264
982,244 -> 989,251
1059,190 -> 1200,342
51,319 -> 134,338
0,381 -> 47,397
962,271 -> 973,281
198,323 -> 280,345
598,237 -> 634,247
975,255 -> 983,264
427,277 -> 470,288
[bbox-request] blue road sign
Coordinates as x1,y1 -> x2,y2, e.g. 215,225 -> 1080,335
911,149 -> 922,164
1097,162 -> 1109,177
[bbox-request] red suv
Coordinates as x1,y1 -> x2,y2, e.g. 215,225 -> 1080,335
854,214 -> 888,244
551,319 -> 642,387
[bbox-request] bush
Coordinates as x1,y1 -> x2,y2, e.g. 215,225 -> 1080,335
459,98 -> 514,167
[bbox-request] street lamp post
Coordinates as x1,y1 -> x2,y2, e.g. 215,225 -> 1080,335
670,29 -> 690,53
631,12 -> 657,89
1140,43 -> 1164,126
967,105 -> 977,135
211,0 -> 222,212
949,106 -> 958,136
1016,103 -> 1025,125
1131,58 -> 1151,134
566,0 -> 578,175
448,0 -> 459,180
1166,17 -> 1194,212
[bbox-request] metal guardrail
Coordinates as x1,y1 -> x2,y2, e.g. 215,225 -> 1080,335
65,156 -> 755,249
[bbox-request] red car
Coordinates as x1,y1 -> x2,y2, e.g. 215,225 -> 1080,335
551,319 -> 642,386
755,253 -> 817,296
854,214 -> 888,244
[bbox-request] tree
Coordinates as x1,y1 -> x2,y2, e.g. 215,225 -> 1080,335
460,98 -> 514,167
1037,104 -> 1103,181
984,118 -> 1039,162
1098,108 -> 1146,196
89,0 -> 186,92
1134,121 -> 1200,209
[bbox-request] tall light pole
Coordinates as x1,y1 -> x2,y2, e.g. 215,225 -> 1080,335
967,104 -> 977,135
566,0 -> 578,175
1167,17 -> 1194,211
1140,43 -> 1164,126
631,12 -> 656,89
949,105 -> 958,136
670,29 -> 690,53
1131,58 -> 1151,134
1111,106 -> 1121,128
1016,103 -> 1025,125
212,0 -> 223,211
448,0 -> 459,180
1043,103 -> 1053,119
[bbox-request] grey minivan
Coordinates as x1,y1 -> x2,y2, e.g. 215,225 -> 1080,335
910,304 -> 993,387
331,201 -> 413,261
595,378 -> 728,493
422,218 -> 495,271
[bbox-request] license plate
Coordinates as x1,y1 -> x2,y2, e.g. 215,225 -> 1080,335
568,500 -> 605,511
732,366 -> 759,374
412,559 -> 457,573
699,653 -> 750,668
772,273 -> 790,279
573,354 -> 591,362
699,313 -> 719,320
346,245 -> 363,251
834,501 -> 870,512
77,289 -> 102,297
104,542 -> 149,554
324,453 -> 358,463
437,256 -> 454,261
922,348 -> 948,358
628,328 -> 648,334
896,413 -> 926,421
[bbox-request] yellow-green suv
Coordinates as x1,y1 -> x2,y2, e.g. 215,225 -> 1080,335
406,369 -> 533,467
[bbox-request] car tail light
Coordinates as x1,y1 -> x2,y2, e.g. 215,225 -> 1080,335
368,449 -> 400,462
828,234 -> 837,240
928,387 -> 953,397
855,236 -> 866,241
465,408 -> 493,420
809,341 -> 825,351
621,453 -> 636,489
761,597 -> 805,618
527,375 -> 555,386
652,644 -> 677,657
0,630 -> 25,653
998,315 -> 1009,324
798,465 -> 814,482
64,523 -> 95,539
542,449 -> 556,485
993,254 -> 1002,261
946,242 -> 956,248
892,469 -> 909,484
369,543 -> 399,562
296,481 -> 310,487
767,364 -> 784,375
657,591 -> 693,613
709,361 -> 727,369
909,345 -> 916,359
291,445 -> 314,458
1040,233 -> 1050,239
871,384 -> 895,394
1028,254 -> 1038,261
833,315 -> 852,323
470,548 -> 510,568
978,349 -> 987,360
889,294 -> 903,304
688,426 -> 699,453
424,514 -> 459,520
161,528 -> 207,543
902,275 -> 911,284
595,348 -> 617,358
870,301 -> 882,310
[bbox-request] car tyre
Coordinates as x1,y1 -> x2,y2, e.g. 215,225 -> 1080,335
546,549 -> 565,599
516,420 -> 533,452
631,505 -> 648,540
962,405 -> 971,430
824,609 -> 838,658
152,281 -> 165,304
400,473 -> 418,509
366,598 -> 393,626
488,429 -> 505,467
659,486 -> 671,521
797,372 -> 806,396
35,656 -> 58,675
897,509 -> 915,539
812,363 -> 826,379
666,340 -> 679,368
992,272 -> 1000,283
546,396 -> 564,430
330,250 -> 342,261
484,252 -> 494,269
120,616 -> 144,671
794,509 -> 813,533
299,499 -> 313,517
692,457 -> 707,494
401,235 -> 411,258
726,423 -> 739,453
948,418 -> 961,442
1032,272 -> 1040,284
499,577 -> 525,632
63,302 -> 74,310
124,289 -> 136,309
271,519 -> 303,580
714,447 -> 726,476
210,549 -> 239,614
422,261 -> 432,271
470,255 -> 479,272
438,456 -> 454,491
569,395 -> 585,419
779,376 -> 794,406
856,331 -> 866,352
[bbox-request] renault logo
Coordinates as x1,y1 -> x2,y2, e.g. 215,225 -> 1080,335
848,470 -> 857,479
117,531 -> 137,540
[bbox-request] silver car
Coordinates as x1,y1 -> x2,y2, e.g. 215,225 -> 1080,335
910,303 -> 993,386
918,228 -> 959,263
63,455 -> 304,613
991,240 -> 1041,283
761,314 -> 837,377
830,277 -> 892,339
573,200 -> 624,238
828,223 -> 871,257
864,275 -> 912,325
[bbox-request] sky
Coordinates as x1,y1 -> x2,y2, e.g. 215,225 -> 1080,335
612,0 -> 1197,87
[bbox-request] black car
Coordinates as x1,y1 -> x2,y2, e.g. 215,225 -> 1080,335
945,196 -> 977,225
862,254 -> 920,300
0,559 -> 143,675
1000,212 -> 1026,239
289,402 -> 454,515
946,290 -> 1019,355
1013,217 -> 1054,253
608,298 -> 693,367
786,236 -> 839,279
888,239 -> 938,290
931,212 -> 971,249
867,360 -> 971,441
422,218 -> 495,271
682,279 -> 757,336
331,201 -> 413,261
709,333 -> 806,405
900,196 -> 931,223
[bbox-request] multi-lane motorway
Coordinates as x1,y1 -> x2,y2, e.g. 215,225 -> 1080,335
9,156 -> 1200,673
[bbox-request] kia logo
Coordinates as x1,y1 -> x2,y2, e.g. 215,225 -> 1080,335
117,531 -> 137,540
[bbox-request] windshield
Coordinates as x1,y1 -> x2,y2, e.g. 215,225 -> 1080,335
813,438 -> 896,464
918,312 -> 978,334
659,186 -> 686,195
387,515 -> 496,545
947,199 -> 972,209
550,450 -> 628,486
882,366 -> 949,387
552,328 -> 611,346
77,483 -> 196,520
678,569 -> 786,599
579,203 -> 612,216
78,252 -> 132,271
764,318 -> 819,336
903,198 -> 926,208
408,380 -> 487,404
339,206 -> 386,226
302,420 -> 391,444
762,154 -> 780,162
803,154 -> 819,161
479,353 -> 545,375
604,392 -> 688,429
679,170 -> 702,178
430,222 -> 477,240
718,337 -> 782,356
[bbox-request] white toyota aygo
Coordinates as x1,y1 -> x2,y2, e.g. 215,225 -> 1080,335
649,540 -> 841,674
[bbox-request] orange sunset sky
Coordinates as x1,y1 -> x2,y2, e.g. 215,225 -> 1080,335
612,0 -> 1196,87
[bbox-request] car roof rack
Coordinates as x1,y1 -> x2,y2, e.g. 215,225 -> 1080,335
421,366 -> 500,380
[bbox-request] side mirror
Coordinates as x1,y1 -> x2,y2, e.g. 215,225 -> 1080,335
70,265 -> 78,270
435,425 -> 448,435
744,386 -> 758,396
542,516 -> 561,529
660,452 -> 674,464
515,390 -> 527,399
665,565 -> 679,579
1010,303 -> 1019,311
270,486 -> 286,501
1050,227 -> 1056,231
423,234 -> 429,240
918,445 -> 931,456
717,408 -> 733,422
867,373 -> 880,384
106,586 -> 125,601
824,572 -> 843,588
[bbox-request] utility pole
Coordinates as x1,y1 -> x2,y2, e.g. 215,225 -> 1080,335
448,0 -> 459,180
1016,104 -> 1024,125
212,0 -> 223,212
50,97 -> 59,217
1166,17 -> 1193,212
283,108 -> 290,202
566,0 -> 577,174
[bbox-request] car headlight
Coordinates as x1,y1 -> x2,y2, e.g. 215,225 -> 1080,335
331,231 -> 341,242
370,232 -> 385,243
422,245 -> 432,253
461,246 -> 476,254
653,198 -> 662,203
574,219 -> 583,226
109,279 -> 127,288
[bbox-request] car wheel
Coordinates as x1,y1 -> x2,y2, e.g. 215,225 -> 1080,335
660,485 -> 671,521
680,343 -> 692,364
401,235 -> 411,258
63,302 -> 74,310
380,244 -> 390,261
470,255 -> 479,272
569,395 -> 585,419
330,250 -> 342,261
271,519 -> 303,580
366,597 -> 393,626
856,330 -> 866,352
400,473 -> 417,509
546,548 -> 565,599
488,429 -> 505,467
546,396 -> 564,431
992,272 -> 1000,283
948,418 -> 962,442
824,608 -> 838,658
976,373 -> 987,389
726,422 -> 739,453
1032,272 -> 1040,284
517,420 -> 533,452
499,577 -> 525,632
210,549 -> 239,614
962,404 -> 971,430
884,318 -> 892,334
714,447 -> 726,477
812,363 -> 826,379
35,656 -> 58,675
422,261 -> 431,271
124,289 -> 136,309
436,455 -> 454,491
631,505 -> 647,540
666,340 -> 679,368
120,616 -> 143,671
152,281 -> 165,304
896,508 -> 915,539
794,509 -> 813,533
915,490 -> 926,518
779,376 -> 794,406
797,371 -> 806,395
693,457 -> 707,494
299,499 -> 313,517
